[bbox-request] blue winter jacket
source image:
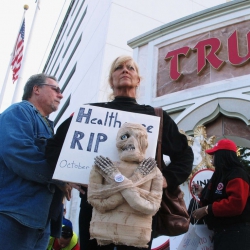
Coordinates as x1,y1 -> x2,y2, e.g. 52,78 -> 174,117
0,101 -> 57,229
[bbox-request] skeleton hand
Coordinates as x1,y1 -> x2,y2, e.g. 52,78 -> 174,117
136,157 -> 157,176
94,155 -> 119,176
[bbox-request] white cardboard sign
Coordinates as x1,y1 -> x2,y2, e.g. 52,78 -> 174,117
52,105 -> 160,184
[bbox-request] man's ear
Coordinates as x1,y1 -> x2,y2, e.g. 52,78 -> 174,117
33,85 -> 40,95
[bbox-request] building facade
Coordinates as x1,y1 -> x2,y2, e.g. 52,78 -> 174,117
130,0 -> 250,149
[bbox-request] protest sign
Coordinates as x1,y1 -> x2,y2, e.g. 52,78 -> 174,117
52,105 -> 160,184
195,225 -> 214,250
175,224 -> 214,250
177,224 -> 200,250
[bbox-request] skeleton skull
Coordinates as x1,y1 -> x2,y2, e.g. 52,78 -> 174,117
116,123 -> 148,162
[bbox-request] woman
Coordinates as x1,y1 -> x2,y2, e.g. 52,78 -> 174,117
192,139 -> 250,250
46,55 -> 194,250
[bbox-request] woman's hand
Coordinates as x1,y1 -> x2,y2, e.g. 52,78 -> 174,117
69,183 -> 87,195
192,206 -> 207,220
57,183 -> 72,201
191,183 -> 203,196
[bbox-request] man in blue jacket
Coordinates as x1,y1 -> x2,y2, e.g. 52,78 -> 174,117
0,73 -> 70,249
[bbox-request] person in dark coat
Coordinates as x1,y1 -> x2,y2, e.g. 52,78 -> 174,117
46,55 -> 194,250
192,139 -> 250,250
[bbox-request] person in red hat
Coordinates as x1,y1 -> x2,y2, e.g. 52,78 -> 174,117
192,138 -> 250,250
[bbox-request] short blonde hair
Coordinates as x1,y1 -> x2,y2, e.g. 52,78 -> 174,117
108,55 -> 142,99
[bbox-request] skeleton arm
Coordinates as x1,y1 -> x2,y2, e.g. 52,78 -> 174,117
89,156 -> 137,213
94,156 -> 157,183
89,156 -> 162,215
88,166 -> 125,213
121,168 -> 163,215
93,156 -> 123,183
130,157 -> 157,182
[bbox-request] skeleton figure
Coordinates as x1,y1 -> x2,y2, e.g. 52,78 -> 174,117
88,123 -> 163,248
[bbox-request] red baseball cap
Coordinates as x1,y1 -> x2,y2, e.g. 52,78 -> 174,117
205,139 -> 237,155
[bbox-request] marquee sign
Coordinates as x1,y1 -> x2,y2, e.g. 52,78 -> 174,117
165,30 -> 250,81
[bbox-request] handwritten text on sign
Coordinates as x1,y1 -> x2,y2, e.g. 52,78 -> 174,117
52,105 -> 160,184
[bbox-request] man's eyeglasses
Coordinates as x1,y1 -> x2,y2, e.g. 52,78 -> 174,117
39,83 -> 62,94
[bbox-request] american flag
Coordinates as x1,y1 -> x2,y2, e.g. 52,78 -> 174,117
11,19 -> 25,83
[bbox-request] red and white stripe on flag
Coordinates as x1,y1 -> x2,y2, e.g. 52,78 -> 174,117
11,19 -> 25,83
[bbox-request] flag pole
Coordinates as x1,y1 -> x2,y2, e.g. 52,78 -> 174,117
12,0 -> 41,104
0,5 -> 29,110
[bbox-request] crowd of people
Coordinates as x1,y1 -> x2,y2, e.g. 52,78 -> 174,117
0,55 -> 249,250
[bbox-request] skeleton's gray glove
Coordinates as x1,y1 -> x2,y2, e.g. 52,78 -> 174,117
136,157 -> 157,176
94,155 -> 126,183
94,155 -> 119,176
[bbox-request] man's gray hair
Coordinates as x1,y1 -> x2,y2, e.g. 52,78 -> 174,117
22,73 -> 57,100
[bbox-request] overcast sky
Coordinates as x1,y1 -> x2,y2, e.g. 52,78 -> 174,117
0,0 -> 70,112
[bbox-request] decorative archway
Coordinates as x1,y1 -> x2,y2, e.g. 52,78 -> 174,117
176,98 -> 250,148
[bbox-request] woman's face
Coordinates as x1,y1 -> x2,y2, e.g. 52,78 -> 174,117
111,60 -> 140,96
211,155 -> 215,166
